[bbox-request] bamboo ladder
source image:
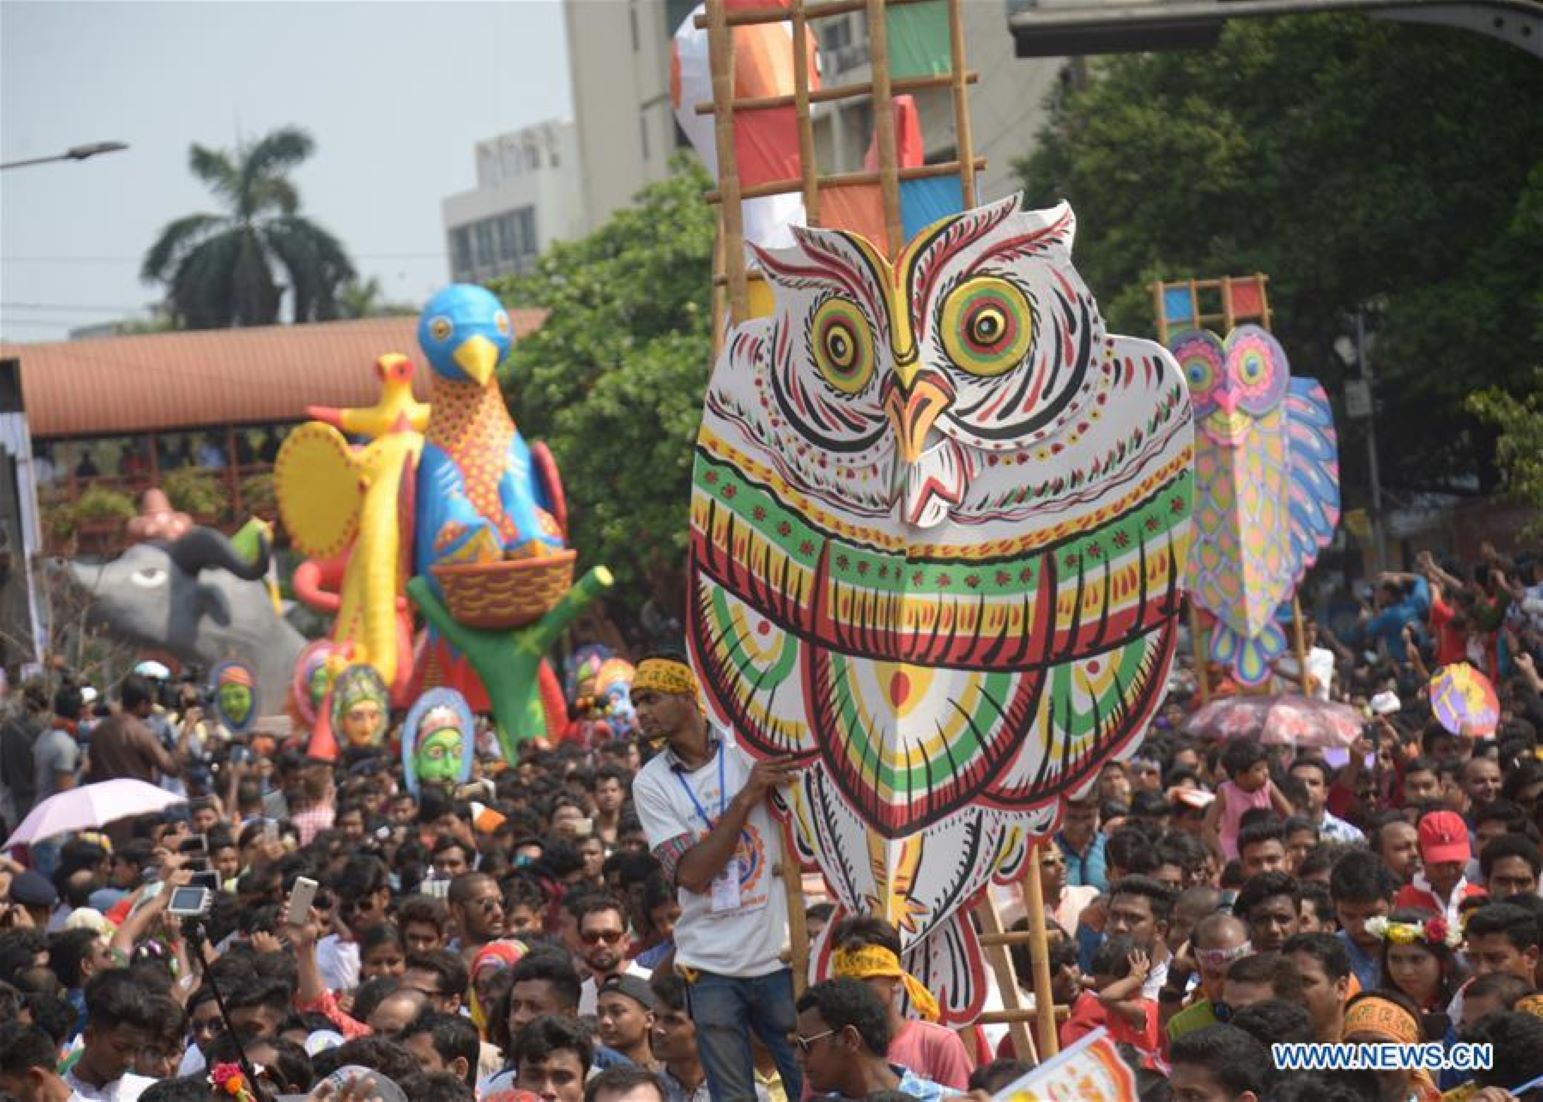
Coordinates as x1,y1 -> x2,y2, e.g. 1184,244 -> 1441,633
1151,274 -> 1312,703
698,0 -> 1060,1063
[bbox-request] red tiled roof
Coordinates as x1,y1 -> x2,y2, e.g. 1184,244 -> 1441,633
1,312 -> 547,440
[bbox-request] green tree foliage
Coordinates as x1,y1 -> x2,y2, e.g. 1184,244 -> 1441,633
142,126 -> 356,328
337,276 -> 417,319
489,157 -> 716,604
1017,14 -> 1543,493
1467,370 -> 1543,538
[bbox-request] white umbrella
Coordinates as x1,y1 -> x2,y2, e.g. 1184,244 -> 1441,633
3,779 -> 186,849
134,660 -> 172,679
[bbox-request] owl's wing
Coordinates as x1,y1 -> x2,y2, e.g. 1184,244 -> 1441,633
1284,377 -> 1340,576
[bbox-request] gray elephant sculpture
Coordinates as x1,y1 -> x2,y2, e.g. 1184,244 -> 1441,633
62,527 -> 303,717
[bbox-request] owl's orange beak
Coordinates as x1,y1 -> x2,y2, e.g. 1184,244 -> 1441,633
884,367 -> 953,463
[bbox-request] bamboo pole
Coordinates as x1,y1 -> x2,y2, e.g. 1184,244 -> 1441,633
790,0 -> 821,225
704,157 -> 987,203
947,0 -> 977,208
695,0 -> 936,29
1021,840 -> 1061,1060
1291,593 -> 1311,697
779,816 -> 810,997
866,0 -> 904,258
973,891 -> 1036,1064
979,1006 -> 1070,1024
706,0 -> 751,324
710,226 -> 728,362
1189,598 -> 1211,705
692,70 -> 978,116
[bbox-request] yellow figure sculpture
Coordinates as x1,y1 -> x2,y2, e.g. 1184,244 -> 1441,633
276,354 -> 426,691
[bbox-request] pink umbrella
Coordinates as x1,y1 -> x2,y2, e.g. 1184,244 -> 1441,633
1181,694 -> 1364,748
2,779 -> 185,849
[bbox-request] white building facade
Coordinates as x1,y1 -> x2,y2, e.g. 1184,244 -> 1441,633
441,119 -> 584,284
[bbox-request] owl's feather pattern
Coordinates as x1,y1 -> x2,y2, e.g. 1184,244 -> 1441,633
688,197 -> 1194,1021
1177,326 -> 1339,685
1285,378 -> 1340,568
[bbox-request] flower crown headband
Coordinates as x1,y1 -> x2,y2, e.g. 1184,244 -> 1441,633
1365,914 -> 1462,950
210,1062 -> 261,1102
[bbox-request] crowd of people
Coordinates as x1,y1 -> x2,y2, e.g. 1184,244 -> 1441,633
0,544 -> 1539,1102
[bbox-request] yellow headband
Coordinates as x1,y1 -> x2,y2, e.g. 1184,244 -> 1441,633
1517,994 -> 1543,1020
831,945 -> 941,1023
633,659 -> 699,699
1343,996 -> 1420,1045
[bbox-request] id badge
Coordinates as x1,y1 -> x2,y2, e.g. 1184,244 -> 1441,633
710,866 -> 742,913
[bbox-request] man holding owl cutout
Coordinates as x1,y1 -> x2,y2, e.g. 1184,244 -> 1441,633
630,653 -> 805,1102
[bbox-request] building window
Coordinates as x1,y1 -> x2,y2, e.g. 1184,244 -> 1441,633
820,17 -> 851,53
451,227 -> 473,274
496,214 -> 517,261
513,207 -> 537,258
640,111 -> 650,161
501,143 -> 520,180
474,221 -> 495,268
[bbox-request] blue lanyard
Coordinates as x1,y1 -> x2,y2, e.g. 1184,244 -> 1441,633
674,743 -> 725,829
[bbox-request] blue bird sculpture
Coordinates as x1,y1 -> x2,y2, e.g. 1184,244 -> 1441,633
414,284 -> 564,583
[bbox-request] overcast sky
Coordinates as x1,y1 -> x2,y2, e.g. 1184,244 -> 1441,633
0,1 -> 572,342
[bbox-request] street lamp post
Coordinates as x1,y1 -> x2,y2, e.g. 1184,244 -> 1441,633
0,141 -> 129,171
1354,309 -> 1388,570
1337,309 -> 1388,570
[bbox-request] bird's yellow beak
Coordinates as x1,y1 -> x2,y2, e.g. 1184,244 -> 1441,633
885,368 -> 952,464
452,335 -> 500,386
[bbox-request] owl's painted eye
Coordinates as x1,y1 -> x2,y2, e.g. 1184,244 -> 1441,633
940,278 -> 1031,377
1225,328 -> 1288,414
429,316 -> 453,342
1168,330 -> 1225,408
1236,350 -> 1269,386
1183,356 -> 1217,394
811,299 -> 874,394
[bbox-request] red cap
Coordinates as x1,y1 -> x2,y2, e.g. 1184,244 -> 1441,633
1418,811 -> 1470,865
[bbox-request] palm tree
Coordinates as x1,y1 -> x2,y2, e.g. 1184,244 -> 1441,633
337,276 -> 417,319
141,126 -> 356,329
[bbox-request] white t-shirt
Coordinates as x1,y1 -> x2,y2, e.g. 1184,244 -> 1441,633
63,1072 -> 155,1102
577,960 -> 654,1015
1275,646 -> 1336,701
317,934 -> 360,991
633,729 -> 789,977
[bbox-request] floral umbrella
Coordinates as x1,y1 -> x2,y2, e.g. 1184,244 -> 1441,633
1429,662 -> 1500,737
1181,693 -> 1364,748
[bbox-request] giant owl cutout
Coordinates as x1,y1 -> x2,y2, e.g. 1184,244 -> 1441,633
1171,325 -> 1339,685
687,196 -> 1195,1021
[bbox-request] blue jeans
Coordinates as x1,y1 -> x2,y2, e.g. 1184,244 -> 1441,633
684,967 -> 802,1102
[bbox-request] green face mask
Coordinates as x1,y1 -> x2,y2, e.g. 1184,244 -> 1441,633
416,727 -> 465,785
218,682 -> 253,726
